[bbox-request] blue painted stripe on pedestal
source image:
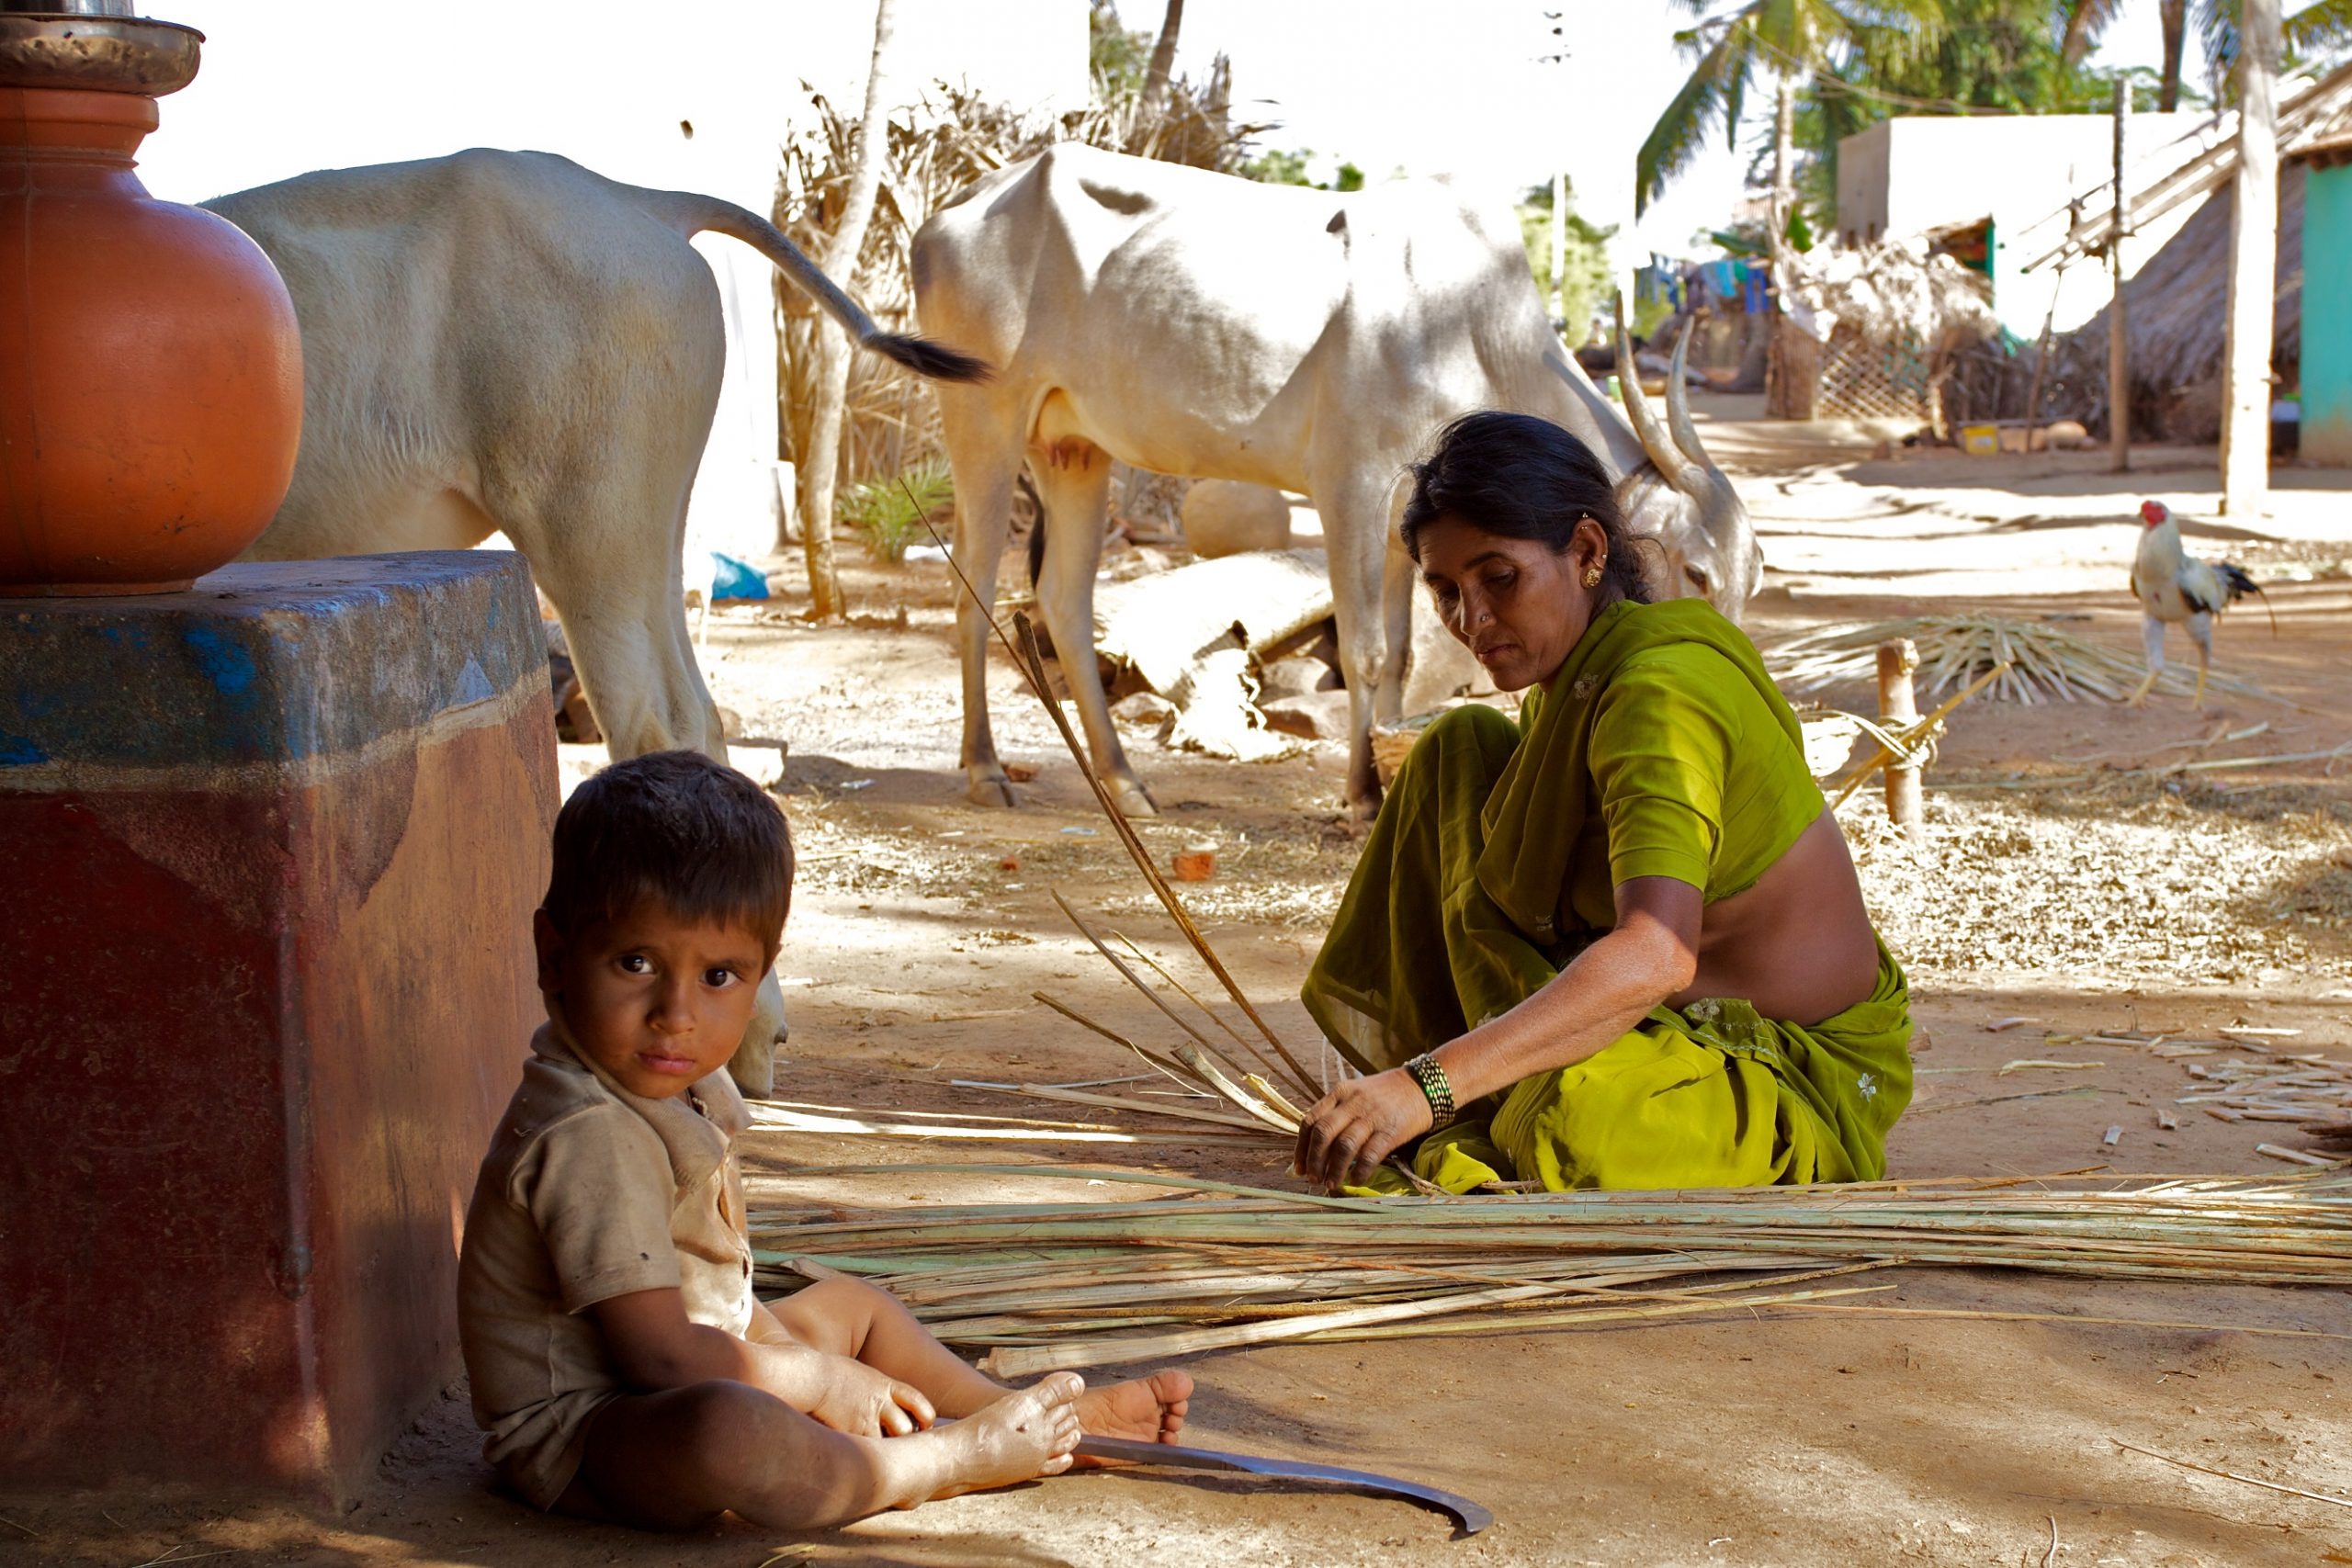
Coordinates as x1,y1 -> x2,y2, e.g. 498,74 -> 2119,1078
0,551 -> 544,771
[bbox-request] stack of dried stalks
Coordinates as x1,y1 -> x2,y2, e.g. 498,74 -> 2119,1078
1770,615 -> 2270,705
749,1168 -> 2352,1374
1783,240 -> 1999,352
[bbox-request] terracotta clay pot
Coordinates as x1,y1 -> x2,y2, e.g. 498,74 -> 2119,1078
0,84 -> 301,595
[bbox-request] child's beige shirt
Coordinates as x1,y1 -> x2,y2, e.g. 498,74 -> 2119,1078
457,1014 -> 755,1507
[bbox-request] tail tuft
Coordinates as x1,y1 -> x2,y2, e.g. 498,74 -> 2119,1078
2219,560 -> 2279,636
866,331 -> 993,384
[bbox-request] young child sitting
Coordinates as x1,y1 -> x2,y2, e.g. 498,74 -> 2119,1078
458,750 -> 1193,1528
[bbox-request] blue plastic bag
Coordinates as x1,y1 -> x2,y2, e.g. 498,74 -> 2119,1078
708,550 -> 770,602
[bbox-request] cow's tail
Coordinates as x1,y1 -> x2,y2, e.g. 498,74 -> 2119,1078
668,193 -> 992,384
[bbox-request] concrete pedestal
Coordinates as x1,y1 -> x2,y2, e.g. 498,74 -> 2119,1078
0,551 -> 557,1495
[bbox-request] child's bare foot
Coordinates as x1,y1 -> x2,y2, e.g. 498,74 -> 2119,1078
928,1372 -> 1086,1499
1070,1370 -> 1193,1466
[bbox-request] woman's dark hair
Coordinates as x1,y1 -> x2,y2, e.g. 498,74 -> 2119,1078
543,750 -> 795,950
1397,411 -> 1655,604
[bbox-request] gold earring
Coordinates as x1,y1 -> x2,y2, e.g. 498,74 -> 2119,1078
1582,563 -> 1604,589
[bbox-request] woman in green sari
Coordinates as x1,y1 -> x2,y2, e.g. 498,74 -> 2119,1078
1295,412 -> 1911,1195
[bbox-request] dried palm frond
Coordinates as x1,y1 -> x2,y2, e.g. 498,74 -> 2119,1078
917,509 -> 1327,1123
750,1168 -> 2352,1373
1781,239 -> 2000,350
1770,615 -> 2273,706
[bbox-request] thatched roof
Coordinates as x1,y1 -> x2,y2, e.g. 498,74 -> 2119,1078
2044,164 -> 2303,442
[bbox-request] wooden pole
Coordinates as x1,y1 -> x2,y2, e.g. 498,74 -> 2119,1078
1765,75 -> 1799,419
1550,167 -> 1570,329
2222,0 -> 2282,517
2024,270 -> 2061,442
2109,77 -> 2132,474
797,0 -> 899,618
1877,638 -> 1924,841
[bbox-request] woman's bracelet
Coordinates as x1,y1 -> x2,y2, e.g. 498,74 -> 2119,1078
1401,1052 -> 1456,1131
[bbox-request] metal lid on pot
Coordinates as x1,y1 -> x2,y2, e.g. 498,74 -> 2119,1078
0,9 -> 202,95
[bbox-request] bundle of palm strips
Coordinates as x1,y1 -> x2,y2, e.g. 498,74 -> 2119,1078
748,1168 -> 2352,1375
1769,615 -> 2269,705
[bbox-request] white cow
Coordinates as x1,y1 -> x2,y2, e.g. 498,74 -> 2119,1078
207,149 -> 989,1095
910,142 -> 1758,817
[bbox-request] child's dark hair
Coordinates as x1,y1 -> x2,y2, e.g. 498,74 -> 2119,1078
542,750 -> 794,951
1398,411 -> 1656,606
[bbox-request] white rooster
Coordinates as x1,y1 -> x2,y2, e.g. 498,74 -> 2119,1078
2128,500 -> 2272,706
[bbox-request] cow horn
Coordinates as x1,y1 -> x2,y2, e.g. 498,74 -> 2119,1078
1664,320 -> 1718,477
1613,297 -> 1696,495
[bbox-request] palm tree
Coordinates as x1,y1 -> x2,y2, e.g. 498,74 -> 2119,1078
1638,1 -> 1946,414
2061,0 -> 2190,109
2063,0 -> 2352,112
1135,0 -> 1184,132
1637,0 -> 1947,224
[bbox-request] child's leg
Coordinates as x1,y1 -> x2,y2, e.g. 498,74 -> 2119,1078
558,1373 -> 1086,1530
764,1279 -> 1193,1444
764,1277 -> 1001,1416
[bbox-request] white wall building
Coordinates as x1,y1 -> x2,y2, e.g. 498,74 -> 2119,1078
1834,111 -> 2215,340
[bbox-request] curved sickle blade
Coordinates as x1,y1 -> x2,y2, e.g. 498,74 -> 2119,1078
1075,1436 -> 1494,1538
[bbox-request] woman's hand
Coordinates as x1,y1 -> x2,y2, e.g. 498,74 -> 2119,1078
1294,1068 -> 1435,1192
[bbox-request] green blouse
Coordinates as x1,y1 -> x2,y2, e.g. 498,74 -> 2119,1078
1306,596 -> 1836,1076
1472,597 -> 1822,953
1566,638 -> 1826,931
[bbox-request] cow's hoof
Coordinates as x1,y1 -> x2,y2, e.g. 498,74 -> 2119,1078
1345,792 -> 1382,825
968,774 -> 1022,808
1108,776 -> 1159,818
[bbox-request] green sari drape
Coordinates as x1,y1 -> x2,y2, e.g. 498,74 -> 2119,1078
1302,599 -> 1912,1193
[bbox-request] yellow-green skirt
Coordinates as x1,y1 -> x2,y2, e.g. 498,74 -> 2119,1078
1402,944 -> 1911,1193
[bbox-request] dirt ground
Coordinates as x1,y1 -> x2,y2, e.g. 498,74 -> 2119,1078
11,402 -> 2352,1567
